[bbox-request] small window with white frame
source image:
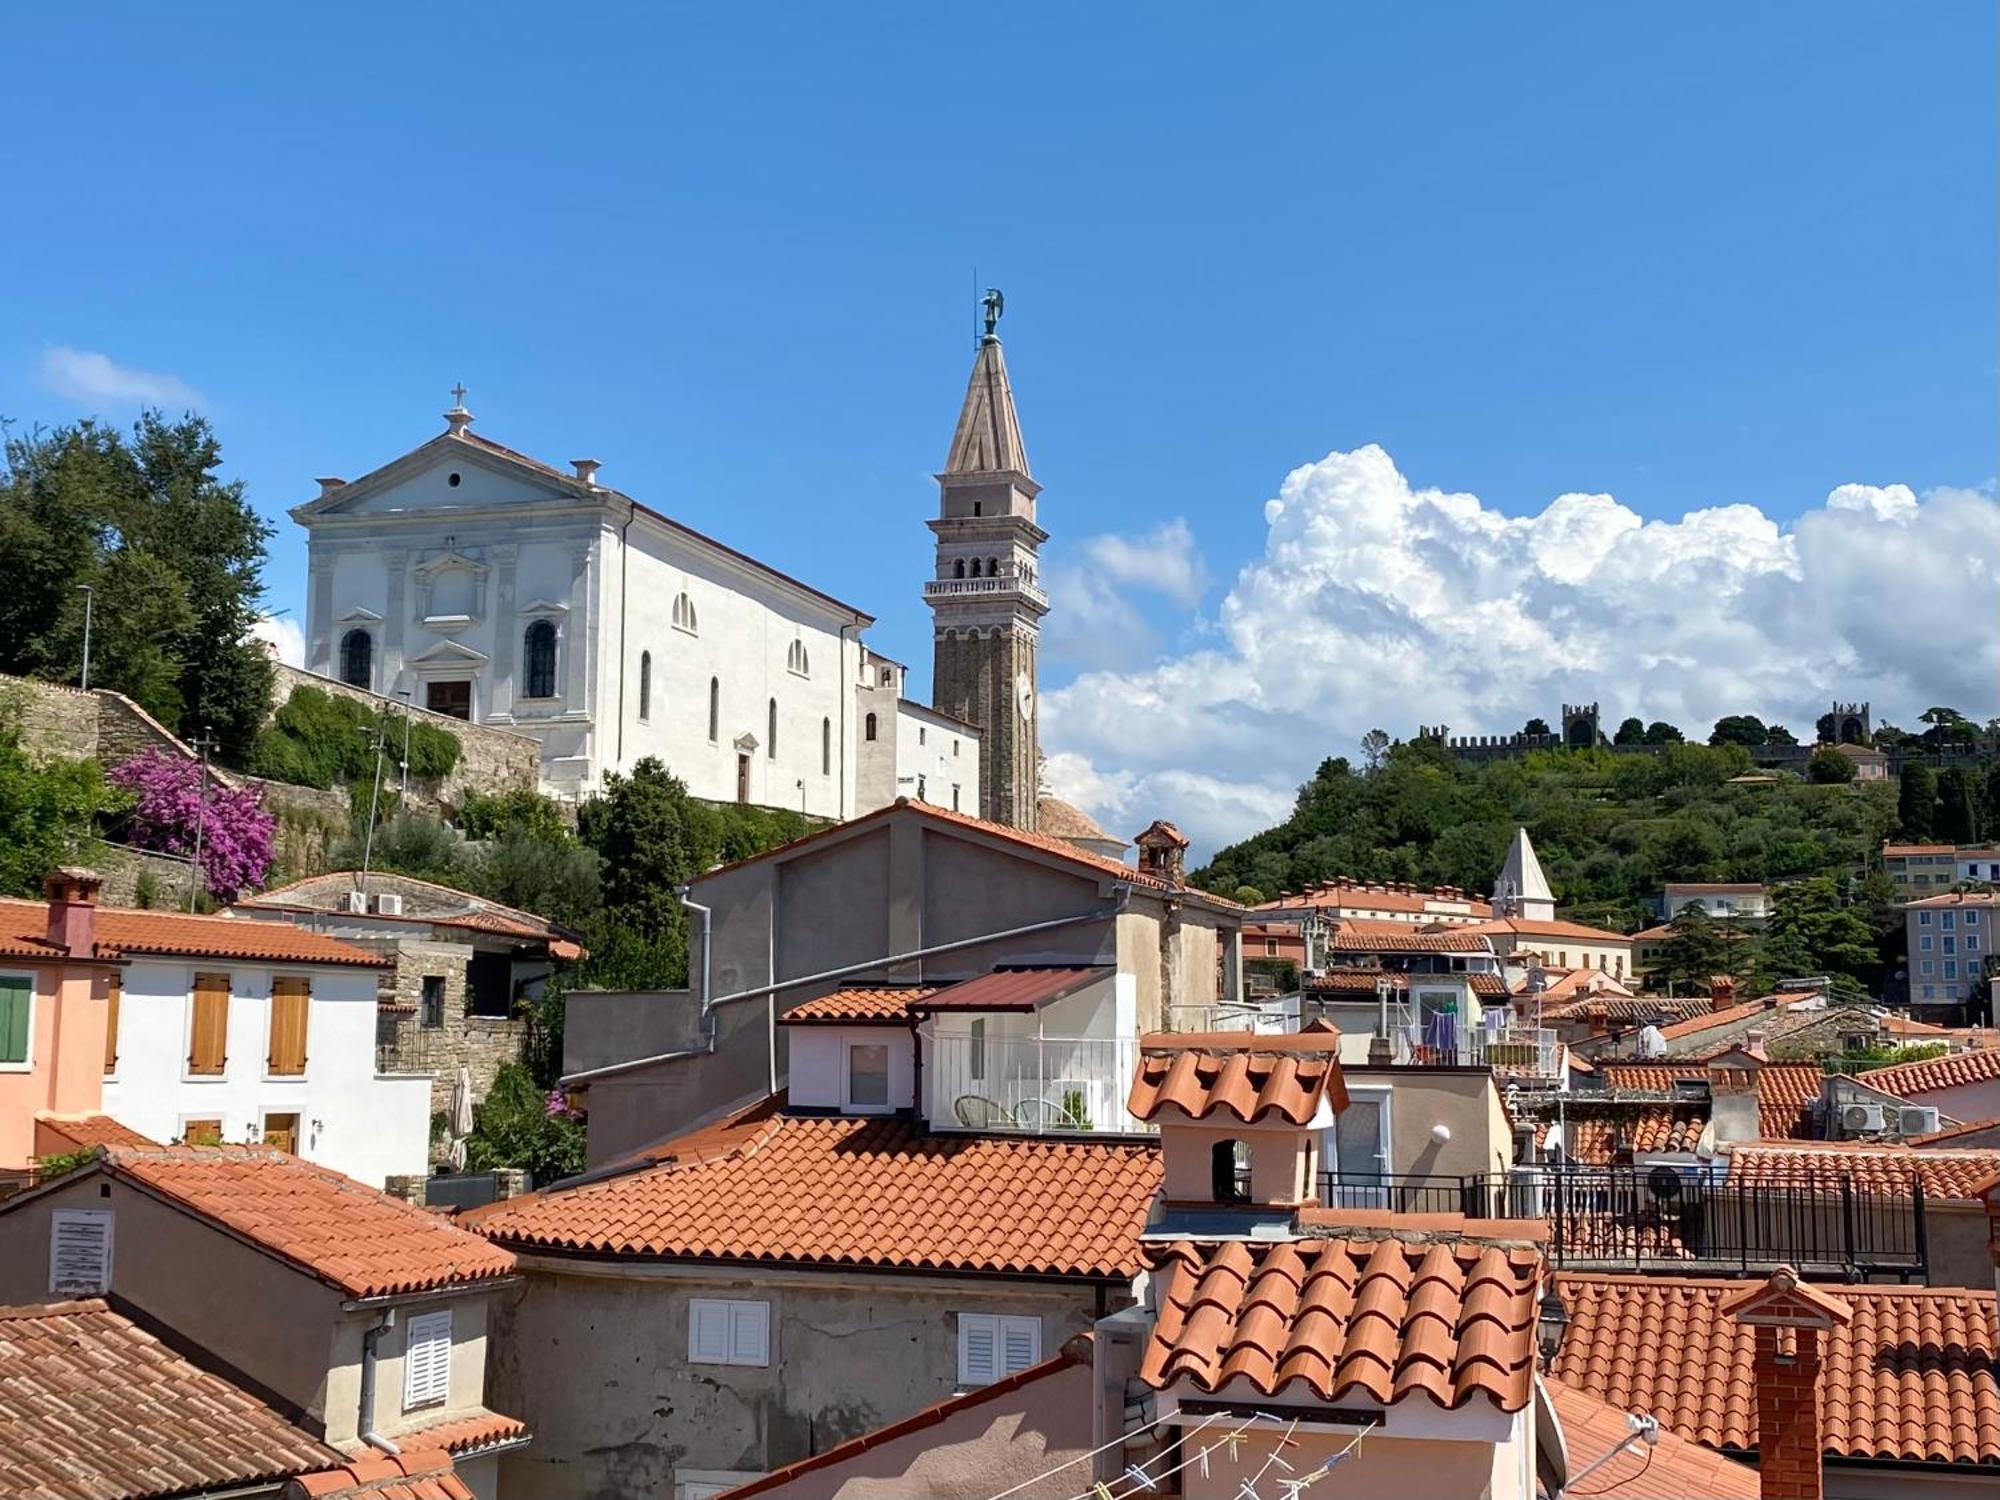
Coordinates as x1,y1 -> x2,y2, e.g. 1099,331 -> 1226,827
677,1472 -> 765,1500
846,1042 -> 890,1110
689,1298 -> 770,1367
957,1313 -> 1040,1386
402,1309 -> 453,1410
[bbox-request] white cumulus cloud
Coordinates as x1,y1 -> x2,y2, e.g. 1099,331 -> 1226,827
1041,444 -> 1999,861
1043,518 -> 1210,670
249,615 -> 305,667
39,347 -> 202,410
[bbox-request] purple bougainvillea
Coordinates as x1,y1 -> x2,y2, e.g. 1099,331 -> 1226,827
109,749 -> 276,900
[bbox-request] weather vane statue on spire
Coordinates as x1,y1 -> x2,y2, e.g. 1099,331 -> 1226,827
981,286 -> 1004,341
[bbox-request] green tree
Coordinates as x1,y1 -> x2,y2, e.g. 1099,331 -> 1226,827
1764,724 -> 1798,747
0,725 -> 113,896
1897,765 -> 1937,838
1710,715 -> 1768,748
462,1062 -> 584,1181
1807,746 -> 1856,784
575,758 -> 708,988
0,414 -> 274,758
1751,878 -> 1878,998
1647,902 -> 1726,995
1642,721 -> 1684,745
1523,717 -> 1552,738
1358,729 -> 1390,772
1935,767 -> 1980,843
1613,716 -> 1645,746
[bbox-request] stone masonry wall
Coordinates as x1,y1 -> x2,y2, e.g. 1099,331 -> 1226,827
0,672 -> 202,768
377,940 -> 530,1120
268,663 -> 540,811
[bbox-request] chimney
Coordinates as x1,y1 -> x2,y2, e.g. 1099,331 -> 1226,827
571,458 -> 602,486
1707,1041 -> 1765,1147
44,868 -> 103,956
315,477 -> 346,500
1720,1268 -> 1853,1500
1710,973 -> 1737,1012
1133,820 -> 1189,886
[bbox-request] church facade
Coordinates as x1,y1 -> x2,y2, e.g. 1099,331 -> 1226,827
288,309 -> 1050,827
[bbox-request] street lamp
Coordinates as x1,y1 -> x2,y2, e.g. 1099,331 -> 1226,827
397,688 -> 414,801
75,584 -> 94,690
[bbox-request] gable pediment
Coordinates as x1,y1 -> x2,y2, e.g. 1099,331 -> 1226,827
293,432 -> 595,522
414,549 -> 490,581
410,638 -> 489,665
335,606 -> 384,625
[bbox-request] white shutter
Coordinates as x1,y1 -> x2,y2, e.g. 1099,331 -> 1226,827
958,1313 -> 999,1386
689,1300 -> 730,1363
728,1301 -> 770,1367
402,1310 -> 452,1409
48,1210 -> 114,1295
999,1316 -> 1041,1375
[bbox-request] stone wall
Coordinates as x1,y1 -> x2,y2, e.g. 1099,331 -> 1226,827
77,838 -> 199,909
376,940 -> 531,1118
268,663 -> 540,811
0,672 -> 202,768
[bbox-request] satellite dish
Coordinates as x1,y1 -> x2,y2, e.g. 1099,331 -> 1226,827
1636,1024 -> 1668,1059
1646,1166 -> 1683,1202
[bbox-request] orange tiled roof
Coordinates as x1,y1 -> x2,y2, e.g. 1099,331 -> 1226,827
1304,968 -> 1513,999
1260,882 -> 1494,918
393,1408 -> 530,1457
1546,1379 -> 1760,1499
1551,1273 -> 2000,1466
1126,1032 -> 1346,1125
34,1112 -> 159,1153
87,1146 -> 517,1298
287,1450 -> 475,1500
0,897 -> 391,968
1594,1062 -> 1821,1138
1460,916 -> 1634,944
1858,1044 -> 2000,1099
1909,1116 -> 2000,1146
470,1099 -> 1161,1279
0,1298 -> 339,1499
1141,1237 -> 1541,1412
1327,921 -> 1494,954
1537,1106 -> 1708,1162
1903,889 -> 2000,909
781,986 -> 940,1023
1540,995 -> 1709,1024
1727,1141 -> 2000,1200
1657,997 -> 1774,1041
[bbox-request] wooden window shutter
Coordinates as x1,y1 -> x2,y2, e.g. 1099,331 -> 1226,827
103,972 -> 121,1074
268,977 -> 310,1075
189,972 -> 229,1075
0,976 -> 29,1066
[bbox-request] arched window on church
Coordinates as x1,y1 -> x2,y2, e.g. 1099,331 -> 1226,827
673,592 -> 698,634
708,677 -> 720,742
787,639 -> 809,677
767,698 -> 778,759
821,717 -> 831,775
638,650 -> 652,721
524,620 -> 557,699
339,629 -> 373,690
864,711 -> 878,742
987,557 -> 1000,577
953,558 -> 966,579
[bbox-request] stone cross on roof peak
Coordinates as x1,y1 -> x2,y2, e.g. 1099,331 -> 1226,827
445,382 -> 474,435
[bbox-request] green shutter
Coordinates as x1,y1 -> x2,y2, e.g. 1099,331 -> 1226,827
0,977 -> 30,1065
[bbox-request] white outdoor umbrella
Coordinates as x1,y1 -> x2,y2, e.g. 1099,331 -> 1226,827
450,1065 -> 475,1137
445,1135 -> 468,1172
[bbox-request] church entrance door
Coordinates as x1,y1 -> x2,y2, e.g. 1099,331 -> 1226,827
426,680 -> 473,720
736,754 -> 750,803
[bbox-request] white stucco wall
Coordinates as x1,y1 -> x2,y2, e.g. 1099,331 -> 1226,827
894,702 -> 979,813
786,1026 -> 915,1111
101,959 -> 430,1185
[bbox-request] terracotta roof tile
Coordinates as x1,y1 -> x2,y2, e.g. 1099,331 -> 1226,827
1259,883 -> 1494,919
1304,968 -> 1512,999
1127,1033 -> 1347,1125
0,1298 -> 339,1499
1657,998 -> 1774,1041
470,1099 -> 1160,1279
1460,916 -> 1634,944
1902,889 -> 2000,909
1540,996 -> 1710,1024
34,1112 -> 161,1153
1551,1273 -> 2000,1466
0,896 -> 391,968
1908,1116 -> 2000,1146
284,1450 -> 476,1500
392,1408 -> 530,1456
781,986 -> 939,1023
85,1146 -> 516,1299
1727,1141 -> 2000,1199
1547,1379 -> 1762,1498
1595,1063 -> 1822,1139
1858,1045 -> 2000,1099
1326,921 -> 1494,954
1537,1105 -> 1708,1162
1140,1237 -> 1541,1412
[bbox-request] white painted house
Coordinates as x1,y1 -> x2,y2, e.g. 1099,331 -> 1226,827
292,395 -> 975,814
78,907 -> 431,1186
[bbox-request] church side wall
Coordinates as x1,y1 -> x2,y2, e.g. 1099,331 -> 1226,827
894,702 -> 978,813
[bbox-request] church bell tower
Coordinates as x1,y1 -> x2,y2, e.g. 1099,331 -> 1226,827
926,290 -> 1047,830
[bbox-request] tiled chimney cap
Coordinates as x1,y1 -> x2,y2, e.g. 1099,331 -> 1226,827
45,868 -> 104,903
1719,1265 -> 1853,1329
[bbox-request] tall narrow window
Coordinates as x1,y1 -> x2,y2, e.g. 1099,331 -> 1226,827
102,972 -> 120,1075
787,640 -> 810,677
864,712 -> 878,742
523,620 -> 558,699
403,1310 -> 453,1410
767,699 -> 778,759
0,975 -> 30,1067
987,557 -> 1000,577
638,650 -> 653,721
188,973 -> 229,1076
339,630 -> 373,689
266,977 -> 310,1076
673,592 -> 698,633
954,558 -> 966,579
419,975 -> 445,1030
708,677 -> 720,742
968,558 -> 981,578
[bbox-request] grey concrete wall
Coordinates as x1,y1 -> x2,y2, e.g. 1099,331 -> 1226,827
565,990 -> 702,1078
488,1265 -> 1116,1500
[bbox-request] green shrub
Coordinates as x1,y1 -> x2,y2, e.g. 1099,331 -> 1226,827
246,686 -> 461,790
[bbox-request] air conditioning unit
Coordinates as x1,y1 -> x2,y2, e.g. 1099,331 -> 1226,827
339,890 -> 370,914
1840,1102 -> 1885,1135
372,893 -> 405,917
1898,1106 -> 1941,1137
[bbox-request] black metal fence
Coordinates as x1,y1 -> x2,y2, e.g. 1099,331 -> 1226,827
1318,1167 -> 1929,1278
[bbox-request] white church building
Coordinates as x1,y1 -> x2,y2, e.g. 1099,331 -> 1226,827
291,391 -> 979,817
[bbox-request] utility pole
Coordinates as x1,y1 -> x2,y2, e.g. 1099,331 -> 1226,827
75,584 -> 94,690
185,728 -> 217,912
397,688 -> 414,801
360,719 -> 389,890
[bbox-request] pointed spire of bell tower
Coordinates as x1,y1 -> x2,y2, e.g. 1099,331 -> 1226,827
925,289 -> 1049,831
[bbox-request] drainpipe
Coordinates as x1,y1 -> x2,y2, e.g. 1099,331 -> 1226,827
680,887 -> 714,1031
614,500 -> 636,766
358,1311 -> 401,1455
838,620 -> 858,819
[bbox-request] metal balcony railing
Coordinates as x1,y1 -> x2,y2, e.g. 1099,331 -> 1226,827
925,1035 -> 1149,1135
1392,1023 -> 1562,1079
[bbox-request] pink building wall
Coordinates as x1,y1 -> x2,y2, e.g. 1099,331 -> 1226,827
0,961 -> 108,1170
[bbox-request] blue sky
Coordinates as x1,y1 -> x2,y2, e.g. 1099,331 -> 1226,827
3,5 -> 1993,848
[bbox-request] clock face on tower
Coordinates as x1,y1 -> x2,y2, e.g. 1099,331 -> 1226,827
1015,672 -> 1034,721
